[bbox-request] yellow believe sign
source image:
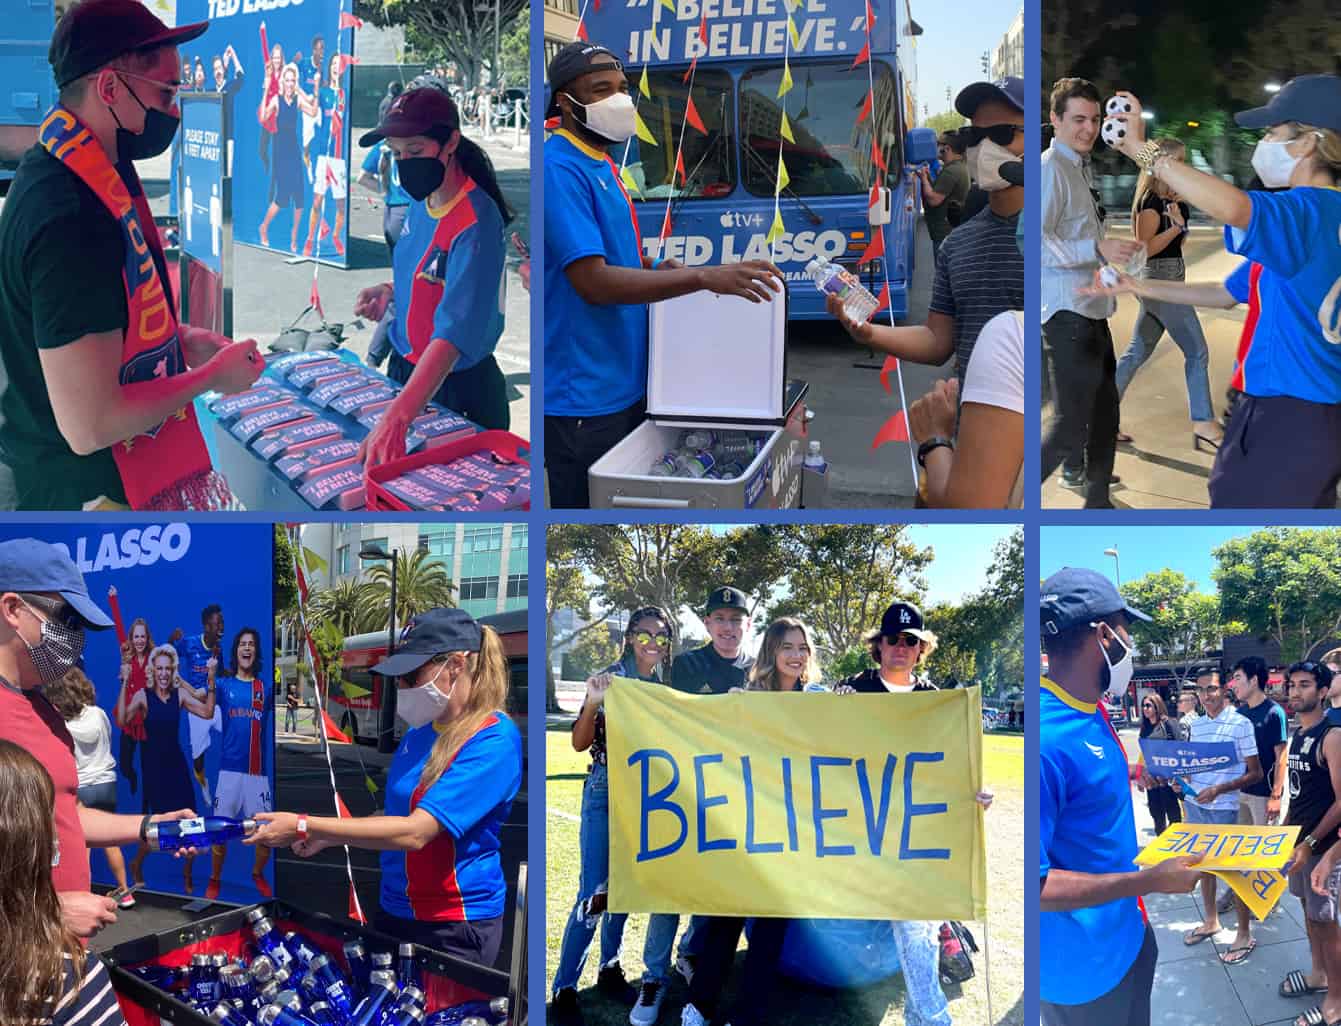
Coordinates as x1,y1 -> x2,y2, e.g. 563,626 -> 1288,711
1134,824 -> 1299,871
605,678 -> 987,920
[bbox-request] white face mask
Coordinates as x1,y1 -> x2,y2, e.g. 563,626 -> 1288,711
1251,137 -> 1304,189
970,138 -> 1017,192
1096,625 -> 1134,699
396,660 -> 456,729
565,91 -> 637,143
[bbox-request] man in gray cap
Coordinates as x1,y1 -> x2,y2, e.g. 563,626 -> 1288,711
669,586 -> 754,696
0,538 -> 197,938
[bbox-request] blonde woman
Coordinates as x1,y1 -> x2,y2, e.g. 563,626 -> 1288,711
248,608 -> 522,964
1112,137 -> 1221,450
0,739 -> 128,1026
1087,76 -> 1341,507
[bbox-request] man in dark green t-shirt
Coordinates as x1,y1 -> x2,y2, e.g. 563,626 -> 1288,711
920,133 -> 971,258
0,0 -> 261,509
669,586 -> 754,695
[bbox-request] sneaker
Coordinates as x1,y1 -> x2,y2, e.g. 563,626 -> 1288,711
116,892 -> 136,909
630,981 -> 665,1026
680,1004 -> 707,1026
551,988 -> 586,1026
674,955 -> 696,986
1060,469 -> 1086,489
597,963 -> 639,1005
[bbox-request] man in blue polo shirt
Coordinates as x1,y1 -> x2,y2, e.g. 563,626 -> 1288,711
543,41 -> 784,509
1040,568 -> 1203,1026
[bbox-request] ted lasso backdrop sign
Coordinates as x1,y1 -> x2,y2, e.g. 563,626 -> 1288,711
605,679 -> 987,921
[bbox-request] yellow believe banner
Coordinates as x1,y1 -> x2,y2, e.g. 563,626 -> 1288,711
605,678 -> 987,920
1133,824 -> 1299,871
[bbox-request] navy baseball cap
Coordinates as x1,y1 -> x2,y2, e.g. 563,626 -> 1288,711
704,586 -> 749,614
1041,567 -> 1149,636
1236,74 -> 1341,134
545,41 -> 624,119
49,0 -> 208,89
370,607 -> 482,678
359,87 -> 461,147
955,76 -> 1024,118
0,539 -> 113,629
881,601 -> 933,641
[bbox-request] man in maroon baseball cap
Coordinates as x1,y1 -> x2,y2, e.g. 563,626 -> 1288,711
0,0 -> 263,511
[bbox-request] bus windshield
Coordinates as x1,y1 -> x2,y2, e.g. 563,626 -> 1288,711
627,68 -> 735,200
740,61 -> 899,198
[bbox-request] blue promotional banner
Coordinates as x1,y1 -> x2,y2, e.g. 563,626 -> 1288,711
179,94 -> 225,274
7,523 -> 273,904
176,0 -> 354,265
1139,738 -> 1240,776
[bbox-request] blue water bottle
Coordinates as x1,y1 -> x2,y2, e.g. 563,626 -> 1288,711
308,1001 -> 336,1026
249,955 -> 279,985
211,1001 -> 255,1026
386,1006 -> 424,1026
342,941 -> 370,999
246,911 -> 296,970
190,954 -> 218,1006
285,933 -> 322,974
309,953 -> 356,1023
132,963 -> 189,991
298,973 -> 324,1010
257,1004 -> 320,1026
395,987 -> 425,1015
395,944 -> 417,991
220,965 -> 257,1007
350,972 -> 397,1026
146,816 -> 259,851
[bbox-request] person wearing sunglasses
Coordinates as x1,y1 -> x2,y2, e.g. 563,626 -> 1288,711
832,601 -> 939,695
551,605 -> 680,1026
1136,692 -> 1183,835
920,132 -> 971,261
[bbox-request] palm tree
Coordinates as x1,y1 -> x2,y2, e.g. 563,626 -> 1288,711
308,578 -> 380,637
362,549 -> 456,631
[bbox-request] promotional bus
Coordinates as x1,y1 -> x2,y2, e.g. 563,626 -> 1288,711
331,607 -> 529,756
578,0 -> 930,320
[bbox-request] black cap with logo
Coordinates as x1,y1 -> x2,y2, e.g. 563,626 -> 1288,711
369,607 -> 482,679
881,601 -> 933,642
704,586 -> 749,615
545,41 -> 624,119
49,0 -> 208,89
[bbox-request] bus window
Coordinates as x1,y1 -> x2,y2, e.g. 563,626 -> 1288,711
739,62 -> 900,198
628,68 -> 735,200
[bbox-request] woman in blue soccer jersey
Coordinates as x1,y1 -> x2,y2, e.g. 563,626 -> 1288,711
351,86 -> 515,467
551,606 -> 680,1026
247,608 -> 522,965
1088,76 -> 1341,508
203,627 -> 273,902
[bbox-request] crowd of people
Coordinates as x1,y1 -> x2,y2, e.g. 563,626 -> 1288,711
1042,565 -> 1341,1025
550,589 -> 994,1026
1042,72 -> 1341,508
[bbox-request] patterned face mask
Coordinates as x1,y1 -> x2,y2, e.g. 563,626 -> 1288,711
20,598 -> 85,686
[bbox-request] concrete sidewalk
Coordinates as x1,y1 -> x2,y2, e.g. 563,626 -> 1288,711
1118,725 -> 1313,1026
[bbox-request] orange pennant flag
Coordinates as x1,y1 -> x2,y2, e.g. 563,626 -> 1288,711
338,11 -> 363,28
852,40 -> 870,68
576,19 -> 588,40
309,275 -> 325,319
699,13 -> 708,44
322,709 -> 350,744
879,354 -> 899,393
872,136 -> 888,172
869,183 -> 882,208
874,280 -> 891,314
859,227 -> 885,265
685,95 -> 706,133
857,91 -> 873,124
682,57 -> 698,83
872,410 -> 911,449
866,0 -> 875,31
660,207 -> 673,240
675,148 -> 686,185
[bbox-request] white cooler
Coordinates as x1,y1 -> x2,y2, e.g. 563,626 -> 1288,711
587,290 -> 810,509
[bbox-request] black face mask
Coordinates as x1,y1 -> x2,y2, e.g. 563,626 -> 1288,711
110,75 -> 180,161
397,144 -> 452,202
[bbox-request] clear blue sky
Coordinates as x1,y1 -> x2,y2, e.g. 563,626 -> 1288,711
907,0 -> 1020,123
1039,526 -> 1265,594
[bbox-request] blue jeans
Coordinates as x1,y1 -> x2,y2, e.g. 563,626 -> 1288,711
1114,297 -> 1215,423
891,921 -> 951,1026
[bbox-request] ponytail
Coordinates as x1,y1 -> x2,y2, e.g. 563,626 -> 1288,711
417,625 -> 510,791
427,126 -> 514,225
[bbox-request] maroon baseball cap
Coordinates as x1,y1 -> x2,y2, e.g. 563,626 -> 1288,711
49,0 -> 208,88
359,87 -> 461,147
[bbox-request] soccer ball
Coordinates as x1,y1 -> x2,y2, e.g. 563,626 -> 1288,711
1106,95 -> 1134,117
1101,118 -> 1127,148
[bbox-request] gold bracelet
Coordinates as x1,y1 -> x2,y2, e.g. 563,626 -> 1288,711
1132,140 -> 1161,170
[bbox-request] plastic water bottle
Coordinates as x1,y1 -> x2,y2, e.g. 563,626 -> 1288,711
801,440 -> 829,508
342,942 -> 369,1000
710,461 -> 745,480
147,816 -> 258,851
682,429 -> 716,450
806,257 -> 879,323
647,451 -> 678,476
309,954 -> 356,1023
246,911 -> 295,970
713,432 -> 758,464
396,944 -> 418,990
675,449 -> 715,478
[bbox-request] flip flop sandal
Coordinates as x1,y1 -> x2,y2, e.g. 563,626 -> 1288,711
1295,1006 -> 1326,1026
1282,971 -> 1328,998
1183,926 -> 1217,946
1220,939 -> 1256,965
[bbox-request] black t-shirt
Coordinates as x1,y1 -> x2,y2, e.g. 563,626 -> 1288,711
1138,192 -> 1190,261
0,145 -> 167,508
836,667 -> 938,694
1288,718 -> 1340,856
669,644 -> 753,695
1240,697 -> 1288,798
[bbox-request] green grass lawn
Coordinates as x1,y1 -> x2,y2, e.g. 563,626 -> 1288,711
544,727 -> 1024,1026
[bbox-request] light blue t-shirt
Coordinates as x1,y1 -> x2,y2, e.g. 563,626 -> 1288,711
1040,679 -> 1146,1006
361,142 -> 410,207
1222,188 -> 1341,403
543,129 -> 649,417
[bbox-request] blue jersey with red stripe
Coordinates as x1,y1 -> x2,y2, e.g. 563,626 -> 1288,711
215,675 -> 271,777
174,634 -> 220,691
386,176 -> 505,372
379,713 -> 522,922
1222,188 -> 1341,403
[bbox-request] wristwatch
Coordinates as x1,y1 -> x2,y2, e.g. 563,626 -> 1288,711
917,437 -> 954,468
296,815 -> 309,843
1306,834 -> 1319,851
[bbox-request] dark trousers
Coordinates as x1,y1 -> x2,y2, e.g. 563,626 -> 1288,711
387,351 -> 510,431
689,917 -> 791,1026
1146,785 -> 1182,836
119,733 -> 139,792
1041,310 -> 1118,507
373,909 -> 505,968
544,399 -> 647,509
1042,923 -> 1157,1026
1208,393 -> 1341,508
